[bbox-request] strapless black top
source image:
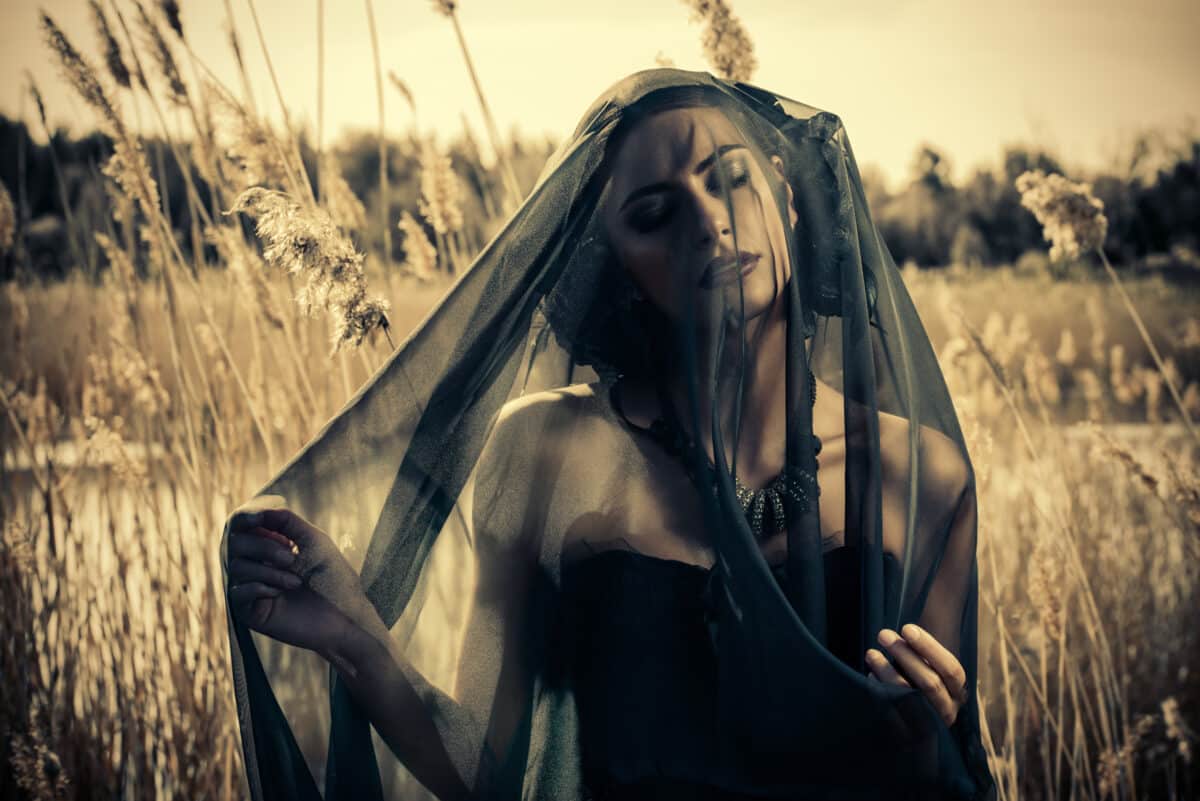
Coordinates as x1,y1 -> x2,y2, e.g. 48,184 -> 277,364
559,545 -> 900,801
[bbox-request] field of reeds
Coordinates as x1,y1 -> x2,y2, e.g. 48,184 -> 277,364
1,2 -> 1198,800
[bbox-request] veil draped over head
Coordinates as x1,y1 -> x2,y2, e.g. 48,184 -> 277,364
222,69 -> 996,800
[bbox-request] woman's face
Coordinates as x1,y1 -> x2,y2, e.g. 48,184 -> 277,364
602,105 -> 798,328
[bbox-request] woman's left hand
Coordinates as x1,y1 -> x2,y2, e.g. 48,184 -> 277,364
865,623 -> 968,727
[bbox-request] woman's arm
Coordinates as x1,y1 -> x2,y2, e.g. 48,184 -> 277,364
337,391 -> 569,798
227,502 -> 482,800
916,466 -> 976,659
865,425 -> 975,725
228,392 -> 568,798
330,618 -> 478,801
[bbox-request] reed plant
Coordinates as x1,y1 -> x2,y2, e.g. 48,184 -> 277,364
0,3 -> 1196,800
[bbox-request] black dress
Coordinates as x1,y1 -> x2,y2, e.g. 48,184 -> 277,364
560,545 -> 901,801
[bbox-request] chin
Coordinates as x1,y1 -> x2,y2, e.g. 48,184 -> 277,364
736,270 -> 784,321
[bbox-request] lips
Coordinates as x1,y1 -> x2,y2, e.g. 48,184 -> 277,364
699,251 -> 760,289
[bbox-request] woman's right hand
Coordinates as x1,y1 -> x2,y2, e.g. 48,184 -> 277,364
225,495 -> 382,663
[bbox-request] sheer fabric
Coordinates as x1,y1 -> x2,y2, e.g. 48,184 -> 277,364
221,68 -> 995,800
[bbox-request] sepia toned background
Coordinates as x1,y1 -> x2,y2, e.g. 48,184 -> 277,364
0,1 -> 1197,799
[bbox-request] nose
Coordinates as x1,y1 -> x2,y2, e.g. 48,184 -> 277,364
691,193 -> 731,250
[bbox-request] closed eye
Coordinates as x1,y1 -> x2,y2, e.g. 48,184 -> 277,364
622,153 -> 751,234
706,158 -> 751,195
627,197 -> 676,233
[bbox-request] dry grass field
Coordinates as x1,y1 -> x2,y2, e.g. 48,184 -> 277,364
3,262 -> 1198,800
1,3 -> 1198,800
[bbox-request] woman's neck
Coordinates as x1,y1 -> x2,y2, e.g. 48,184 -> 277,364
659,293 -> 791,484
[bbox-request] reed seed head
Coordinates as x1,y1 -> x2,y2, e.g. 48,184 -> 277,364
1016,169 -> 1108,262
319,153 -> 368,233
683,0 -> 758,82
7,378 -> 61,451
1026,537 -> 1064,640
134,0 -> 188,108
388,71 -> 416,114
1160,696 -> 1194,763
41,12 -> 124,137
418,143 -> 464,235
1,519 -> 35,576
9,731 -> 69,799
1054,329 -> 1076,367
101,136 -> 161,235
26,76 -> 49,131
231,188 -> 391,352
159,0 -> 184,39
397,211 -> 438,282
210,86 -> 290,189
89,0 -> 132,90
94,233 -> 137,290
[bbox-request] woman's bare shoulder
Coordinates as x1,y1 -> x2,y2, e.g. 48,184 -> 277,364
473,385 -> 614,547
494,382 -> 610,427
486,382 -> 617,458
876,410 -> 971,503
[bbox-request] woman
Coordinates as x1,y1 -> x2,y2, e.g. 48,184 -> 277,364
223,69 -> 995,800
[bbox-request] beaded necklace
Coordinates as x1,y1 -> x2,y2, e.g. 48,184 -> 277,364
612,373 -> 821,540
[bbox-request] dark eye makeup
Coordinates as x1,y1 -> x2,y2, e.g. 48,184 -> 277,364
625,157 -> 751,234
627,195 -> 679,232
707,159 -> 750,193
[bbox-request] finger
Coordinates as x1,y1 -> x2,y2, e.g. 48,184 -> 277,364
227,531 -> 298,567
228,557 -> 303,590
865,648 -> 911,687
228,581 -> 282,607
251,525 -> 298,551
227,494 -> 288,531
255,508 -> 319,547
901,623 -> 968,704
249,525 -> 299,554
878,629 -> 957,725
228,584 -> 279,628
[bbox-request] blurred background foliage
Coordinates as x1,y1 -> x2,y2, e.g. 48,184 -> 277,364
2,112 -> 1198,283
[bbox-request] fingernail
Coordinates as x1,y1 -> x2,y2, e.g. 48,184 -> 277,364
273,548 -> 296,567
902,623 -> 921,642
283,572 -> 302,588
878,629 -> 898,647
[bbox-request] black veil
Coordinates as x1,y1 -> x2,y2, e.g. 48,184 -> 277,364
221,68 -> 996,800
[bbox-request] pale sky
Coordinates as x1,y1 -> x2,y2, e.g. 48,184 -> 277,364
3,0 -> 1198,191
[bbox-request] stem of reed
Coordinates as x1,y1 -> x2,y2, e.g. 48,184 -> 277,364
446,11 -> 522,212
364,0 -> 393,266
1097,249 -> 1197,441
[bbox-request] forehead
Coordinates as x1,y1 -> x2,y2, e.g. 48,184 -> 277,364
608,106 -> 747,186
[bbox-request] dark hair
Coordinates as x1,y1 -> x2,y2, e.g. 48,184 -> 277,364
542,84 -> 794,382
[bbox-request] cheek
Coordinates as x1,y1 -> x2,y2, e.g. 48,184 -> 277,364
771,222 -> 792,282
735,261 -> 777,307
619,241 -> 674,299
756,198 -> 792,281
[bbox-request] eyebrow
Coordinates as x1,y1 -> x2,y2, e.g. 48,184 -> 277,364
618,143 -> 748,212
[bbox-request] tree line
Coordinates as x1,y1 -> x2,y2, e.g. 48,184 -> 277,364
1,113 -> 1198,282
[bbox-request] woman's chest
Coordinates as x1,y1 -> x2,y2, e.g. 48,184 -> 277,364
555,424 -> 909,569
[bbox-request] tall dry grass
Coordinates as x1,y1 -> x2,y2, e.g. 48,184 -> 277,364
1,3 -> 1197,800
5,262 -> 1197,800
